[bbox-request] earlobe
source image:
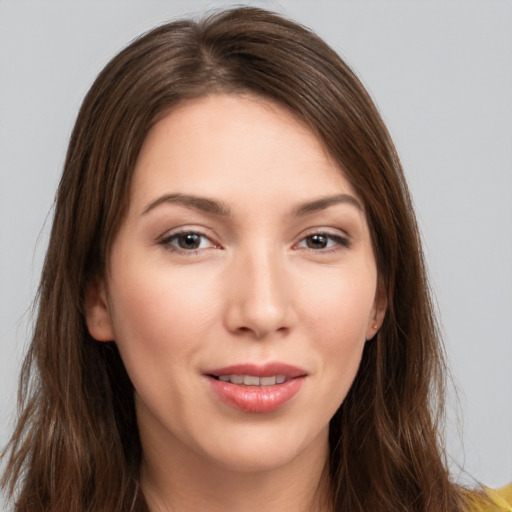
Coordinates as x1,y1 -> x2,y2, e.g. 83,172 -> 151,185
84,278 -> 115,342
366,285 -> 388,341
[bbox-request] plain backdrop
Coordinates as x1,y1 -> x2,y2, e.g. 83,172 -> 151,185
1,0 -> 511,498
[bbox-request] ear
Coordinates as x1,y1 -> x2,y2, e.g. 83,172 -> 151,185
366,282 -> 388,341
84,278 -> 115,342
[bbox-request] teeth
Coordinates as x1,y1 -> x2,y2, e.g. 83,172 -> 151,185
244,375 -> 260,385
216,374 -> 288,386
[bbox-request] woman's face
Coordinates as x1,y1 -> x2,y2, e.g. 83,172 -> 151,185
86,94 -> 385,474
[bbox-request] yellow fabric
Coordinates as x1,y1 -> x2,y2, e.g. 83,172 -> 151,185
467,484 -> 512,512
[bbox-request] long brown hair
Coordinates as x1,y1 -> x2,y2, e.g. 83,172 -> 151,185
2,7 -> 469,511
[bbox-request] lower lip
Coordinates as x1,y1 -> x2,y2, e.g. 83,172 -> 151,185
207,376 -> 305,413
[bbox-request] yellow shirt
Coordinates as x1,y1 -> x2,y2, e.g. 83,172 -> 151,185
468,485 -> 512,512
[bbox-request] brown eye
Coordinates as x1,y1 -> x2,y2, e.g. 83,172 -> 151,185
297,232 -> 350,251
176,233 -> 201,249
306,234 -> 329,249
160,231 -> 215,252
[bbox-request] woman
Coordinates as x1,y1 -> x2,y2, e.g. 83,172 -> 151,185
1,7 -> 510,512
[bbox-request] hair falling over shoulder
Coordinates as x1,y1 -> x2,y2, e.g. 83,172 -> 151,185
1,7 -> 479,512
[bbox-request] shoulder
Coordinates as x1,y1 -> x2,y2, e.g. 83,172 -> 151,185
466,484 -> 512,512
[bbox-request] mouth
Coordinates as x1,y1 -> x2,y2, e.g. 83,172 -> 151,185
211,374 -> 289,386
204,363 -> 307,413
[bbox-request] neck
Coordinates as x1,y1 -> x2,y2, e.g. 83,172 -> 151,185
140,427 -> 332,512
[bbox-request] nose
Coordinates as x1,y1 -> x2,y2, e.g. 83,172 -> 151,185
223,247 -> 296,339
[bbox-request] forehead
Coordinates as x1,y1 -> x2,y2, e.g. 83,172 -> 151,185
130,93 -> 360,215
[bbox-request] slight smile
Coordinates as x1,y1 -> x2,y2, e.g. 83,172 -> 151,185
204,363 -> 307,413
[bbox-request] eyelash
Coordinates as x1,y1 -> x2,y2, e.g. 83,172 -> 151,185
296,232 -> 351,252
158,230 -> 217,255
158,230 -> 351,255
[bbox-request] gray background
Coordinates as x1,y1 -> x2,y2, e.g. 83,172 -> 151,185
1,0 -> 511,496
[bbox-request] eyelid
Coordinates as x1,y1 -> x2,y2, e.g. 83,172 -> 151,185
293,228 -> 352,251
157,226 -> 221,254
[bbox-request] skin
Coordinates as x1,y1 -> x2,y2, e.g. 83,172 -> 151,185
86,94 -> 386,512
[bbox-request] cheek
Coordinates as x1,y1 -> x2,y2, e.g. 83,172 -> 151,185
303,262 -> 376,334
301,265 -> 376,390
106,260 -> 219,381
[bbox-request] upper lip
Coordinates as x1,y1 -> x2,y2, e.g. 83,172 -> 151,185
204,362 -> 307,378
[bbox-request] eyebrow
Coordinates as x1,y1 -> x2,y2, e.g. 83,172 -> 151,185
142,193 -> 231,216
142,192 -> 362,217
291,194 -> 362,216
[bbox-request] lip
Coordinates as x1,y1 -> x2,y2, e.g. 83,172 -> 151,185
205,362 -> 307,379
204,362 -> 307,414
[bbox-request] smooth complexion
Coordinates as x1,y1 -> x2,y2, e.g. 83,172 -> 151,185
86,94 -> 386,512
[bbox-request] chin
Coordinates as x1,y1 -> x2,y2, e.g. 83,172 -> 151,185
207,447 -> 301,474
196,423 -> 328,474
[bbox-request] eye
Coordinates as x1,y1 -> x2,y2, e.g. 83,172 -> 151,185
159,231 -> 216,253
296,232 -> 350,251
